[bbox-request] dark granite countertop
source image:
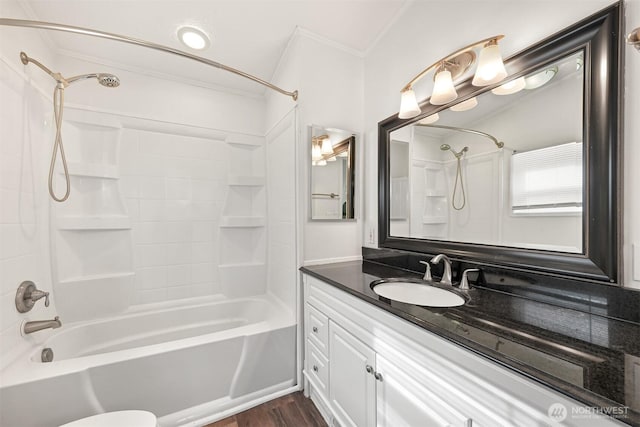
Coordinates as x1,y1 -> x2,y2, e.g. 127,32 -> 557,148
300,260 -> 640,426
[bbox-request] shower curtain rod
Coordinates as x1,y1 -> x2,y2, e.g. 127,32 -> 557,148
416,123 -> 504,148
0,18 -> 298,100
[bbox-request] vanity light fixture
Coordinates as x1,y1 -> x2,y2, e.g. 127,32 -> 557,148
311,139 -> 323,161
312,134 -> 333,160
524,67 -> 557,90
491,76 -> 526,95
398,35 -> 507,119
178,26 -> 210,50
450,97 -> 478,112
320,136 -> 334,155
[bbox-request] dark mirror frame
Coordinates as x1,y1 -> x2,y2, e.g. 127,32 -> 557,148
378,3 -> 622,283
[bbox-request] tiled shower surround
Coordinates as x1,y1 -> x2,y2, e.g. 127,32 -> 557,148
119,129 -> 228,303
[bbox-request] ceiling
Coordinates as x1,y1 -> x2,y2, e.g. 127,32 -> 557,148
18,0 -> 408,96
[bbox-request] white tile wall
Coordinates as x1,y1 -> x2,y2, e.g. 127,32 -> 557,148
0,61 -> 54,370
120,129 -> 229,304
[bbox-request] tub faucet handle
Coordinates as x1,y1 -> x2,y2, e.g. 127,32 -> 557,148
30,289 -> 50,307
419,260 -> 432,281
15,281 -> 50,313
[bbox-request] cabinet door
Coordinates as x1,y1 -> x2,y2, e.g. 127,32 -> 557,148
329,321 -> 376,427
376,355 -> 471,427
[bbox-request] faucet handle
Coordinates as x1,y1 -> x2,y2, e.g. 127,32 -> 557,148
15,281 -> 50,313
30,290 -> 50,307
459,269 -> 480,290
419,261 -> 432,281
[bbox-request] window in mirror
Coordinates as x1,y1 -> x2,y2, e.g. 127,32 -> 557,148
309,126 -> 356,221
510,142 -> 583,217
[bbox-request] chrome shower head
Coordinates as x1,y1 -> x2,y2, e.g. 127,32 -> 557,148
66,73 -> 120,87
441,144 -> 469,158
98,73 -> 120,87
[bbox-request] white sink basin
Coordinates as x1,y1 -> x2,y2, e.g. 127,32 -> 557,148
371,279 -> 467,307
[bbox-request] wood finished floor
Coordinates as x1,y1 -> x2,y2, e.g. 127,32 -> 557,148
204,392 -> 327,427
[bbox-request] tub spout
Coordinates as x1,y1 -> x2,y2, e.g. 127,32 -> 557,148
23,316 -> 61,335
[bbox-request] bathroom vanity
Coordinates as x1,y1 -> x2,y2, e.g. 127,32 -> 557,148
300,259 -> 639,427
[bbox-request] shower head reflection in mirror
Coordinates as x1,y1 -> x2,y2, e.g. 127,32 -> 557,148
20,51 -> 120,202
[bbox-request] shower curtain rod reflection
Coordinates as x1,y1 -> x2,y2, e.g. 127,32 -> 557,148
0,18 -> 298,100
416,123 -> 504,148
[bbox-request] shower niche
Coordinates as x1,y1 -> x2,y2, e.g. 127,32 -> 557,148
219,135 -> 267,298
51,109 -> 134,322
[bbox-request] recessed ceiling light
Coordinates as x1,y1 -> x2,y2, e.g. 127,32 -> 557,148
178,26 -> 210,50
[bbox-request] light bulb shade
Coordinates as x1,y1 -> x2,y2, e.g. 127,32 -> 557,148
472,43 -> 508,86
491,76 -> 526,95
430,70 -> 458,105
312,144 -> 322,161
450,97 -> 478,112
317,159 -> 327,166
326,156 -> 337,162
418,113 -> 440,124
398,89 -> 421,119
321,137 -> 334,155
524,67 -> 557,90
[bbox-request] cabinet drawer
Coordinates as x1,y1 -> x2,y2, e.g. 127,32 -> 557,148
307,339 -> 329,397
306,303 -> 329,354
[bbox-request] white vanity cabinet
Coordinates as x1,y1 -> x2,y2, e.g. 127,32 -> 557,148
328,321 -> 376,427
302,273 -> 625,427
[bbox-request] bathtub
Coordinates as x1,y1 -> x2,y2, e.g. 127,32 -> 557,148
0,295 -> 297,427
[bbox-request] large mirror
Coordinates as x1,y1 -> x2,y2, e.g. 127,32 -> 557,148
310,126 -> 356,220
379,5 -> 621,283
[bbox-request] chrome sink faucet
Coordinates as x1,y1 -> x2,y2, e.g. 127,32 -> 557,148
418,260 -> 432,280
23,316 -> 61,335
430,254 -> 452,285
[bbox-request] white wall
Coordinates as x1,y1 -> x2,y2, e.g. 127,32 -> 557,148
267,30 -> 365,264
364,0 -> 640,288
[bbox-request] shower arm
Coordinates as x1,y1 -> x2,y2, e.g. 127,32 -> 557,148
416,123 -> 504,149
1,18 -> 298,101
19,51 -> 69,86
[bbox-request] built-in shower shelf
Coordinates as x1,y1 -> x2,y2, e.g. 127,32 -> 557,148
424,191 -> 446,198
227,176 -> 265,186
57,216 -> 131,230
66,162 -> 119,179
226,135 -> 263,148
219,216 -> 265,228
59,271 -> 135,285
219,262 -> 265,268
422,216 -> 447,224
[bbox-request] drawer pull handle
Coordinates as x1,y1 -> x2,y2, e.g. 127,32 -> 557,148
312,326 -> 318,333
366,365 -> 374,374
313,365 -> 319,372
374,372 -> 383,382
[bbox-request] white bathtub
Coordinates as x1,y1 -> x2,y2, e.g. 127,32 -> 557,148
0,295 -> 297,427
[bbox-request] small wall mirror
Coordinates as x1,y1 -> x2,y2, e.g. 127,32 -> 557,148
309,125 -> 356,220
